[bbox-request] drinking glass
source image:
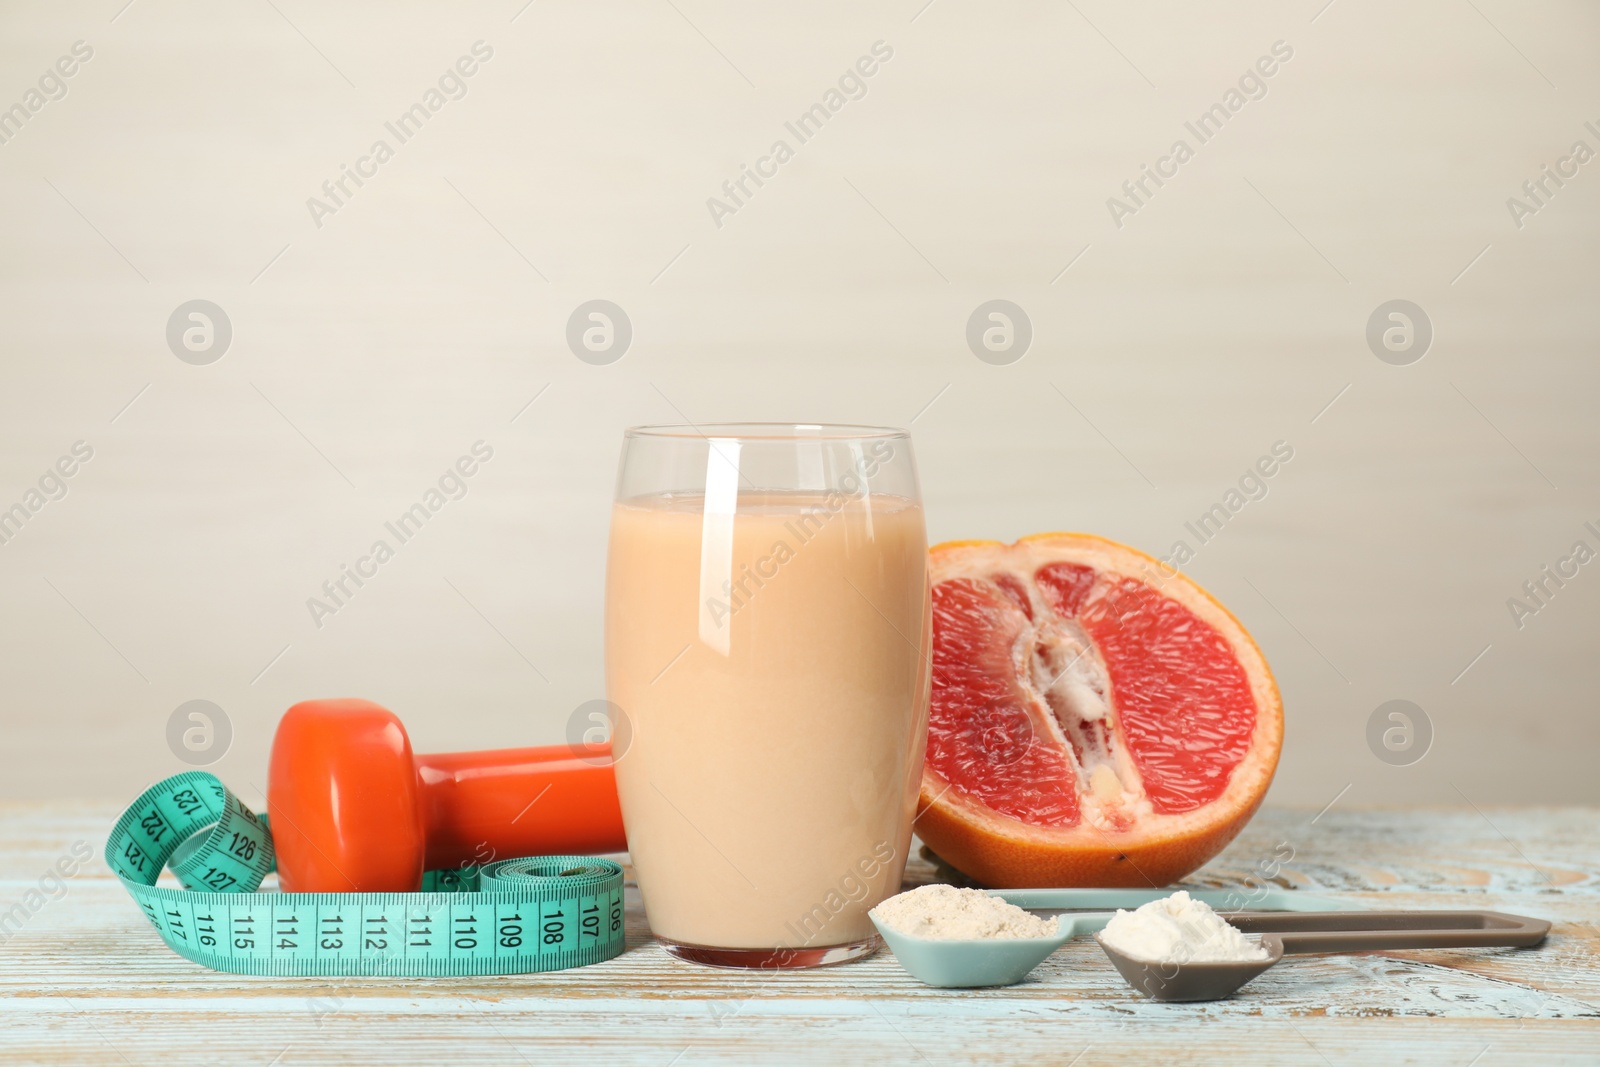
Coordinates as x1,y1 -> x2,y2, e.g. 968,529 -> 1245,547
605,424 -> 930,968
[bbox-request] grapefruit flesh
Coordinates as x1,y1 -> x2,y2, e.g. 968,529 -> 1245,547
917,533 -> 1282,888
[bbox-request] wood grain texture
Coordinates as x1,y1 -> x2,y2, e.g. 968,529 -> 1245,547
1,803 -> 1597,1065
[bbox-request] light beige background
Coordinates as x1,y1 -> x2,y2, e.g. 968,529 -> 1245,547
0,0 -> 1595,808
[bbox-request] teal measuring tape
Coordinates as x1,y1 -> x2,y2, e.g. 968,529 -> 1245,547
105,771 -> 625,976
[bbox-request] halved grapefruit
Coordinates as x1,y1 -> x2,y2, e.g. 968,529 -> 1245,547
916,532 -> 1282,888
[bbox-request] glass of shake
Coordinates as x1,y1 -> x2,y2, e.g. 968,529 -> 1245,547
605,424 -> 931,968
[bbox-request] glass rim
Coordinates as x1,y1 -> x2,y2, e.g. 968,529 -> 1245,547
624,422 -> 909,441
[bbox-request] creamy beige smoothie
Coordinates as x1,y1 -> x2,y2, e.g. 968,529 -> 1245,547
605,489 -> 929,952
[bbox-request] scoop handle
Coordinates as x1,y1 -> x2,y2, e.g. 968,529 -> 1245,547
1227,910 -> 1550,954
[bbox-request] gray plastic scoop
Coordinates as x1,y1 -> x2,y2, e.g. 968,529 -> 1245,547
1097,909 -> 1551,1002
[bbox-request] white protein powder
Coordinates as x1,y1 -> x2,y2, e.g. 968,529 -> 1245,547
1098,890 -> 1268,963
870,884 -> 1060,940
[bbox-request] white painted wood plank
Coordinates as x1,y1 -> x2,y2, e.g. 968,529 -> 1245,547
2,803 -> 1596,1066
2,1013 -> 1599,1067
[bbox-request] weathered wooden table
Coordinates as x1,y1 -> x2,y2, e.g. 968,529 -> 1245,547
1,803 -> 1595,1065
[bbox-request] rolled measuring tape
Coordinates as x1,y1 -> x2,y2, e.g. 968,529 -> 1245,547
105,771 -> 625,976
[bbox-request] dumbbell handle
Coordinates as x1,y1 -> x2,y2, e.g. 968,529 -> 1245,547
416,745 -> 626,869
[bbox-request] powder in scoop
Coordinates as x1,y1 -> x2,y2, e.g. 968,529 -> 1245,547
1098,890 -> 1268,963
871,884 -> 1060,940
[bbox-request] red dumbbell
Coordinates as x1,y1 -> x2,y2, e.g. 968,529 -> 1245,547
267,698 -> 626,892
